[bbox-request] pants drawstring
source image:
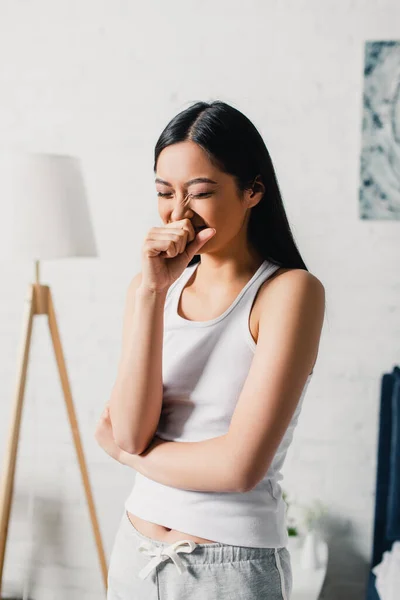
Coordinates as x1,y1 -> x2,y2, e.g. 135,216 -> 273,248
137,539 -> 198,580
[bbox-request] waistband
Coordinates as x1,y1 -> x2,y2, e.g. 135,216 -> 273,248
123,510 -> 285,580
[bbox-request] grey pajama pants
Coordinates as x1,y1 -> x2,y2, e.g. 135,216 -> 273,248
106,509 -> 292,599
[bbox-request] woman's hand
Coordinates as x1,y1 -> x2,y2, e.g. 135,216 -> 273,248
141,218 -> 216,293
94,404 -> 125,464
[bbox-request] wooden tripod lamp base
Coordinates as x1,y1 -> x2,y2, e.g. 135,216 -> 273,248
0,268 -> 108,596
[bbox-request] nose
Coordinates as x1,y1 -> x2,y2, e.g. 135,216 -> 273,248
170,193 -> 194,223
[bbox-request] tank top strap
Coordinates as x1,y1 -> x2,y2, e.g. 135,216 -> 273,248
239,260 -> 281,308
234,261 -> 281,351
165,259 -> 280,322
165,262 -> 199,309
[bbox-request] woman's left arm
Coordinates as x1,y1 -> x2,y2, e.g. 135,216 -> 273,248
95,404 -> 240,492
120,434 -> 242,492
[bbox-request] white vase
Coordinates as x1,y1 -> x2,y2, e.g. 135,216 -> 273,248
287,535 -> 302,554
300,529 -> 320,570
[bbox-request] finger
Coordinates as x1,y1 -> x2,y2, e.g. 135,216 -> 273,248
147,230 -> 187,255
165,219 -> 195,243
143,237 -> 180,258
152,226 -> 185,235
185,228 -> 216,261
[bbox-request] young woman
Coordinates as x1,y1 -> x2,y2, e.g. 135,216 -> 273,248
95,100 -> 325,599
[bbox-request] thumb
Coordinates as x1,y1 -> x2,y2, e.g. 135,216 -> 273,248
185,227 -> 216,260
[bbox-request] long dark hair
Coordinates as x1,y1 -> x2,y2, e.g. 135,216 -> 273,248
154,100 -> 308,271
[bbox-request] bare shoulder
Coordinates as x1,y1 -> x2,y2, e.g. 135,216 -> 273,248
266,267 -> 325,297
259,267 -> 325,300
256,268 -> 325,375
254,267 -> 325,321
254,267 -> 325,323
255,267 -> 325,333
257,269 -> 325,332
259,268 -> 325,320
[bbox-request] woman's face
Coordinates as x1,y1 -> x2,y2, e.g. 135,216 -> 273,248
155,140 -> 254,252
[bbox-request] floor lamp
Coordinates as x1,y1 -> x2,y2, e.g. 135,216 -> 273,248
0,152 -> 108,597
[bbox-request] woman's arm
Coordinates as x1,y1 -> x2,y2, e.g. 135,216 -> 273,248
94,404 -> 241,492
120,434 -> 242,493
108,277 -> 168,455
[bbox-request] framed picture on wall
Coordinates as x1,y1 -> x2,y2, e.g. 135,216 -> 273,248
359,40 -> 400,220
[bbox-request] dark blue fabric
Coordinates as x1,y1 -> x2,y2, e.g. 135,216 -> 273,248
372,370 -> 395,566
366,571 -> 380,600
366,365 -> 400,600
386,367 -> 400,539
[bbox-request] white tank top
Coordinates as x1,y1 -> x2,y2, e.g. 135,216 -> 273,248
124,258 -> 313,547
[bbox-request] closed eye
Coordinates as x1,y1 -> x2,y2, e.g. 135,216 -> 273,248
157,192 -> 213,198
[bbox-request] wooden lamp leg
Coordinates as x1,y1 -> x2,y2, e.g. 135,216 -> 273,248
0,285 -> 35,598
47,287 -> 108,591
0,282 -> 108,596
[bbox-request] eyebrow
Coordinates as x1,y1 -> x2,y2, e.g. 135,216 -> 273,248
155,177 -> 218,187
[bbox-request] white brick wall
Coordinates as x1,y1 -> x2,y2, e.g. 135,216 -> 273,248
0,1 -> 399,598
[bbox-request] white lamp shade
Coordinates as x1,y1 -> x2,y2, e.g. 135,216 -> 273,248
0,151 -> 98,261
